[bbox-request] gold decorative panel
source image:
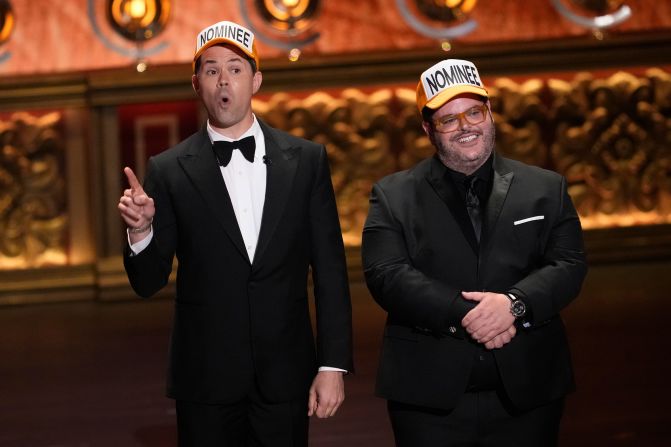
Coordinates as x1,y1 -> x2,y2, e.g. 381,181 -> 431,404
547,69 -> 671,229
0,112 -> 67,268
255,68 -> 671,245
254,89 -> 434,246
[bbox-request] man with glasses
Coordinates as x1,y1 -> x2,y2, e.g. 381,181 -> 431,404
362,59 -> 587,446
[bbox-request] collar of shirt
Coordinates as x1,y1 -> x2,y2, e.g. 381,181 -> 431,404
444,153 -> 494,203
206,115 -> 267,262
206,115 -> 266,163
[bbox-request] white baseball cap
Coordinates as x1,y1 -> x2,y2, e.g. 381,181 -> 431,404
193,20 -> 259,72
416,59 -> 488,112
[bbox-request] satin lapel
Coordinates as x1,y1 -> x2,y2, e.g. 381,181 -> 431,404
178,128 -> 250,264
425,157 -> 479,254
481,155 -> 513,250
253,122 -> 299,266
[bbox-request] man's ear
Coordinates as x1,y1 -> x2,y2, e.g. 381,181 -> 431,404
252,71 -> 263,95
421,120 -> 438,148
421,120 -> 432,138
484,98 -> 494,123
192,74 -> 200,94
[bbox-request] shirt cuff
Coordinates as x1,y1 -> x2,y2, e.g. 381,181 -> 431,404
127,228 -> 153,256
318,366 -> 347,373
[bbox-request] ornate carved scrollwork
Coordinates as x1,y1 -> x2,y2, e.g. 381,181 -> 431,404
254,88 -> 432,245
0,112 -> 66,268
549,69 -> 671,228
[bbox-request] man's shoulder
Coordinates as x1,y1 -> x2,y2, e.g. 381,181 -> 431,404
259,121 -> 322,151
499,156 -> 563,183
376,158 -> 432,190
152,130 -> 206,163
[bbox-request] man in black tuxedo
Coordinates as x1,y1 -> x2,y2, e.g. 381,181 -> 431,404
118,20 -> 353,447
362,59 -> 587,446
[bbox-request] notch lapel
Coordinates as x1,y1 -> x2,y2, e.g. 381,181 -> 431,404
178,128 -> 251,264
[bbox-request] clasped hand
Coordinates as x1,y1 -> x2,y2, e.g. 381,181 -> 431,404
461,291 -> 516,350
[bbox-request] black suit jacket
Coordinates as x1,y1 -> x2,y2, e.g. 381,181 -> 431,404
362,154 -> 587,411
124,120 -> 353,404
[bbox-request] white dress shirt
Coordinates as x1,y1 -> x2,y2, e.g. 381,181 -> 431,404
209,116 -> 266,263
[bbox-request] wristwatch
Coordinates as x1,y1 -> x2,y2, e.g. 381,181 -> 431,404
506,293 -> 527,318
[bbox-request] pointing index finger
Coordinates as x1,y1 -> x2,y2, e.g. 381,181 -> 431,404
124,167 -> 142,193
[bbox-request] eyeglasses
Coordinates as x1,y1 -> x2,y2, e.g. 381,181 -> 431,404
432,103 -> 489,133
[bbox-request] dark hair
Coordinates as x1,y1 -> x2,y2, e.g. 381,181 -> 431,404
193,47 -> 257,74
421,106 -> 435,123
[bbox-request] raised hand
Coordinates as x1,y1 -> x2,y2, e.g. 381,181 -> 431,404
118,167 -> 155,242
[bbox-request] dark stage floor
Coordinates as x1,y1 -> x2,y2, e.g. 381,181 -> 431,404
1,261 -> 670,446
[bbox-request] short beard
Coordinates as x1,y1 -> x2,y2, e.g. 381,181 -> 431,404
434,125 -> 495,175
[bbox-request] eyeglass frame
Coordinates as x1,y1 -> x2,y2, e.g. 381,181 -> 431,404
430,102 -> 490,134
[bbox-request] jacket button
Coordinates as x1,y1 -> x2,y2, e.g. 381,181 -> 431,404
448,326 -> 457,333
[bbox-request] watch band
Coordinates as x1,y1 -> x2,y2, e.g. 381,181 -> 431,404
506,293 -> 527,318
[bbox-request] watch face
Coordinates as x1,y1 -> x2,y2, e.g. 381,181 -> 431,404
511,300 -> 526,317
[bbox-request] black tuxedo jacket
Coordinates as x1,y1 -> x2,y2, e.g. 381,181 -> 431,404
124,120 -> 353,404
362,154 -> 587,411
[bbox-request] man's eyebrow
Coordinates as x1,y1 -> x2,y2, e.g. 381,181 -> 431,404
205,56 -> 244,63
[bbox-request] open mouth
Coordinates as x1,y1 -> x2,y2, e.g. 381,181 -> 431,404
457,134 -> 478,144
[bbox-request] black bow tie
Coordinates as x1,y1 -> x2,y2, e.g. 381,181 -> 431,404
212,136 -> 256,167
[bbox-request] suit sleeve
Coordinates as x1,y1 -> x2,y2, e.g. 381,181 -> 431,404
508,176 -> 587,325
123,157 -> 178,298
362,183 -> 474,337
309,146 -> 354,372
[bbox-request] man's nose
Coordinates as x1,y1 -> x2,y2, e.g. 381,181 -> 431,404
457,114 -> 470,130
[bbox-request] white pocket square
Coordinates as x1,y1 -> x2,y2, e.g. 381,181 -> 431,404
514,215 -> 544,226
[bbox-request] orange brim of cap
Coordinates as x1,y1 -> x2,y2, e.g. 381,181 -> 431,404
192,38 -> 260,72
418,84 -> 488,113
